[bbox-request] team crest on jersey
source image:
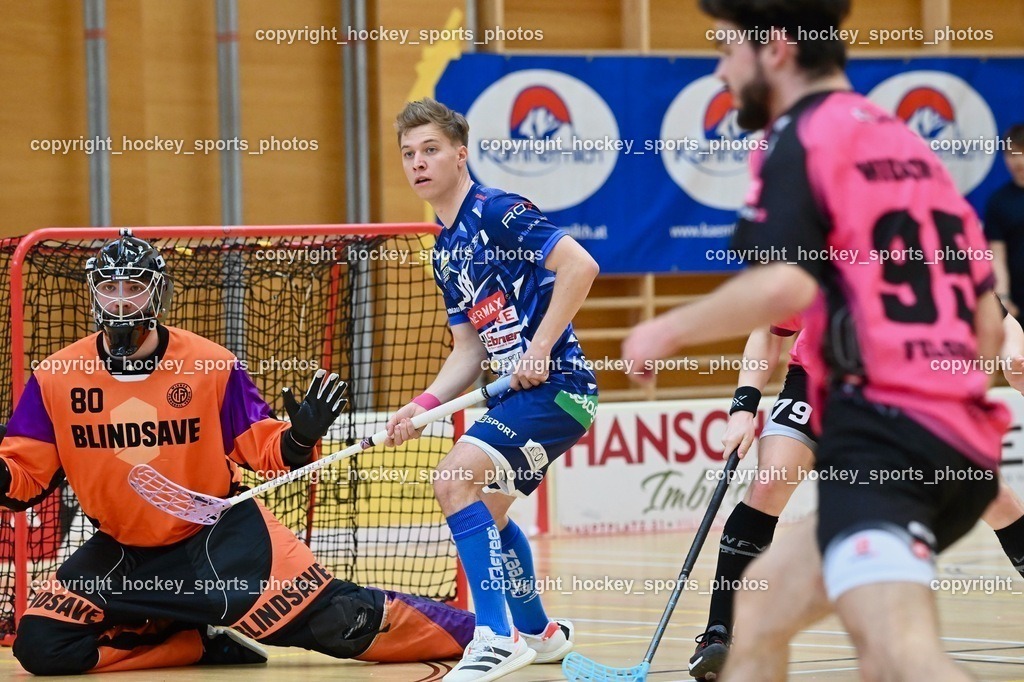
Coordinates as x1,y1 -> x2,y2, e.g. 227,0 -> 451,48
467,69 -> 619,211
660,76 -> 763,210
741,177 -> 764,214
868,71 -> 997,195
167,382 -> 192,408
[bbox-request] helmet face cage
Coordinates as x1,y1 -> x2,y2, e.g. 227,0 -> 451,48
85,235 -> 173,357
88,266 -> 166,320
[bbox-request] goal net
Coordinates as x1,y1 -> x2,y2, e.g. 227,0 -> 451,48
0,225 -> 460,640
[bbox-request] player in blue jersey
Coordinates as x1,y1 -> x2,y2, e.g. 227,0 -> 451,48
389,98 -> 600,682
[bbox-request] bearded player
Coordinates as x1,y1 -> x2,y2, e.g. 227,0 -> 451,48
0,231 -> 474,674
690,312 -> 1024,681
624,0 -> 1011,678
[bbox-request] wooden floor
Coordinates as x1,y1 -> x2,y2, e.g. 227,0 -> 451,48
3,521 -> 1024,681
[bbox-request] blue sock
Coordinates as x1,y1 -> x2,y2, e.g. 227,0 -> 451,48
499,520 -> 550,635
446,501 -> 510,636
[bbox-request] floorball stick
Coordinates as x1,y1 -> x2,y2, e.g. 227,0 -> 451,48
562,449 -> 742,681
129,375 -> 512,525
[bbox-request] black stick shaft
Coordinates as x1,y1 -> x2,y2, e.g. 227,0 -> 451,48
642,450 -> 741,664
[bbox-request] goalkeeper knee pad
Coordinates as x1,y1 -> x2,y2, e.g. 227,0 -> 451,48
306,585 -> 385,658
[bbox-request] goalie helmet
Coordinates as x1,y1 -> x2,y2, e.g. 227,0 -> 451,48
85,229 -> 173,357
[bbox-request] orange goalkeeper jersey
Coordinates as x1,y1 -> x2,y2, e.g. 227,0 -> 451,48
0,325 -> 295,547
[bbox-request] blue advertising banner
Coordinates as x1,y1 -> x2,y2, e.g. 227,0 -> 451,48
435,55 -> 1024,274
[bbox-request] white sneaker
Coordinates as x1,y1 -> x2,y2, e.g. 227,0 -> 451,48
443,626 -> 537,681
521,619 -> 574,663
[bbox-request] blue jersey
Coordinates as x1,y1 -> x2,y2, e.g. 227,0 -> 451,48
432,183 -> 597,394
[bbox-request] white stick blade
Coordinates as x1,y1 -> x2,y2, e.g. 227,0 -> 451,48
128,464 -> 231,525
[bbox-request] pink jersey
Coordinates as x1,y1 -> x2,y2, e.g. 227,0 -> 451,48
769,312 -> 807,367
732,91 -> 1009,468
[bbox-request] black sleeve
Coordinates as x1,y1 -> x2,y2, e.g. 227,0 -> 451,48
280,432 -> 314,469
0,462 -> 66,513
729,120 -> 831,280
0,422 -> 68,512
984,191 -> 1005,242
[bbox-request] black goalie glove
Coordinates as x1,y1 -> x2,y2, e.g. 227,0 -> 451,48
280,370 -> 348,467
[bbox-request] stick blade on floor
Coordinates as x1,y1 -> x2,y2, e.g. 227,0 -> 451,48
561,450 -> 741,682
562,653 -> 650,681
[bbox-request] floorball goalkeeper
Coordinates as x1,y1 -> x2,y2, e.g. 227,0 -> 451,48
0,231 -> 474,674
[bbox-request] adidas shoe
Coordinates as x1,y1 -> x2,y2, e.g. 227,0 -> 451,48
443,626 -> 537,681
521,618 -> 574,663
688,624 -> 730,680
199,625 -> 268,665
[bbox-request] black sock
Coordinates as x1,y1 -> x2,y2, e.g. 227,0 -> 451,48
706,502 -> 779,632
995,515 -> 1024,578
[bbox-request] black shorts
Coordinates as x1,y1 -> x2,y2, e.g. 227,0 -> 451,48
25,499 -> 381,634
815,387 -> 998,555
761,364 -> 817,450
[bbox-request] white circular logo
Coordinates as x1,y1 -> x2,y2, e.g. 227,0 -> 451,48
868,71 -> 996,195
466,69 -> 619,212
660,75 -> 760,211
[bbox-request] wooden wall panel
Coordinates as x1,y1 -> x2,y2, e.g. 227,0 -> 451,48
950,0 -> 1024,49
0,0 -> 346,234
238,0 -> 345,225
651,0 -> 926,51
0,1 -> 88,236
107,0 -> 219,227
842,0 -> 922,50
499,0 -> 622,50
105,1 -> 151,228
649,0 -> 719,51
373,0 -> 465,223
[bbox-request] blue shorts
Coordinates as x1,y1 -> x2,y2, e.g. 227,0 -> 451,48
460,381 -> 597,497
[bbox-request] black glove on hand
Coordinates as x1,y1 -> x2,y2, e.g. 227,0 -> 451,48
280,370 -> 348,467
281,386 -> 301,422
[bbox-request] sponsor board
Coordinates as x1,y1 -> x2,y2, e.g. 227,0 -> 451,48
439,55 -> 1024,273
540,389 -> 1024,535
466,69 -> 619,212
552,397 -> 814,534
660,76 -> 763,210
868,71 -> 997,195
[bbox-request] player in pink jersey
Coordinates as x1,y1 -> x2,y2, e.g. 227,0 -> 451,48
712,313 -> 1024,682
690,310 -> 1024,681
623,0 -> 1012,679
